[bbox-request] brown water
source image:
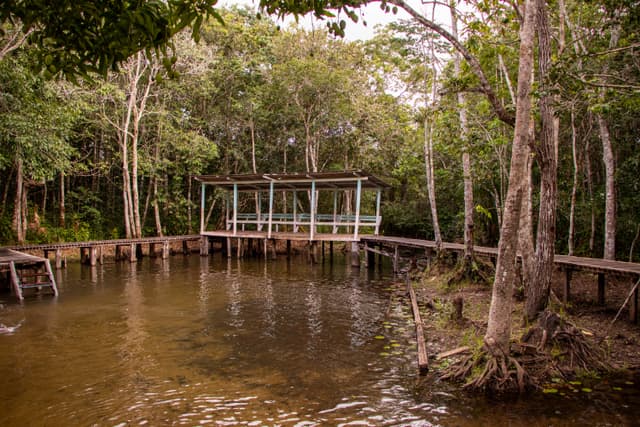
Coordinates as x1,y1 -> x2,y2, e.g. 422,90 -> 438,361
1,254 -> 639,426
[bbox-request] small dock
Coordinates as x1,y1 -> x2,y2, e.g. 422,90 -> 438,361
0,248 -> 58,300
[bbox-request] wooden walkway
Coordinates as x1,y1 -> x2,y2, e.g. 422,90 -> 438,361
361,235 -> 640,322
5,235 -> 201,268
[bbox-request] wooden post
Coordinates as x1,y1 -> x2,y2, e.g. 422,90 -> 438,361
55,248 -> 63,269
200,236 -> 209,256
564,269 -> 572,303
393,245 -> 399,274
149,243 -> 157,258
367,243 -> 375,269
309,241 -> 318,264
183,240 -> 189,255
89,247 -> 97,266
98,246 -> 104,264
226,237 -> 232,258
80,247 -> 87,264
270,239 -> 277,260
263,239 -> 268,261
329,240 -> 334,263
350,241 -> 360,268
598,273 -> 606,305
321,241 -> 325,263
116,245 -> 123,261
129,244 -> 137,263
286,240 -> 291,260
162,241 -> 170,259
237,238 -> 242,258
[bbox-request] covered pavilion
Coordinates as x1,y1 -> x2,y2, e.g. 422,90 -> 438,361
195,171 -> 389,257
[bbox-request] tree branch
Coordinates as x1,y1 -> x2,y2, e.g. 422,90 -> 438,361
388,0 -> 515,126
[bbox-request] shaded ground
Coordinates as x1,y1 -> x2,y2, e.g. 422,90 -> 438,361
407,264 -> 640,378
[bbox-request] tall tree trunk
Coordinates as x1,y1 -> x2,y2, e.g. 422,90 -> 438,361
12,158 -> 24,244
59,172 -> 66,228
599,114 -> 616,260
525,0 -> 558,321
153,176 -> 163,237
451,1 -> 474,262
568,107 -> 579,256
485,0 -> 537,355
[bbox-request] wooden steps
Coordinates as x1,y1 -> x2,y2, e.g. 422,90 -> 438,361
3,251 -> 58,301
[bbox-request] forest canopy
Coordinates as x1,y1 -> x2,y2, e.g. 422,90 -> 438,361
0,1 -> 639,267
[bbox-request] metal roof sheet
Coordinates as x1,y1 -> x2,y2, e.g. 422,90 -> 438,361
195,171 -> 390,191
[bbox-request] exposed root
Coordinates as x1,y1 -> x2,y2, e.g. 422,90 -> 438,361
446,256 -> 493,287
440,310 -> 610,393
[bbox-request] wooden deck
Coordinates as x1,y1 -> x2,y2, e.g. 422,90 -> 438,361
0,248 -> 58,300
202,230 -> 369,242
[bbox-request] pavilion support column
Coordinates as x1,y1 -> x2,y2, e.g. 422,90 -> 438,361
268,181 -> 274,239
310,180 -> 316,241
350,241 -> 360,268
233,183 -> 238,236
353,179 -> 362,241
375,189 -> 382,235
332,190 -> 338,234
200,183 -> 206,234
293,191 -> 298,233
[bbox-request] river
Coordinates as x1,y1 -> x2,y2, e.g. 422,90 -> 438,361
0,253 -> 638,426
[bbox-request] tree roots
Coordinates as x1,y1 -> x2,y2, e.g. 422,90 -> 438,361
440,310 -> 609,393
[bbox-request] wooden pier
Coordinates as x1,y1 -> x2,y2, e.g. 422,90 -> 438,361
360,235 -> 640,322
6,235 -> 201,269
0,248 -> 58,300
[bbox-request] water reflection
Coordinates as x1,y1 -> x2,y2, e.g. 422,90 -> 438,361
1,255 -> 639,426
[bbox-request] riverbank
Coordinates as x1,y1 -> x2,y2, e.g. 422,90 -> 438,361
408,264 -> 640,388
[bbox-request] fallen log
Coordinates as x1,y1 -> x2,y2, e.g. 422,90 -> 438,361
406,274 -> 429,374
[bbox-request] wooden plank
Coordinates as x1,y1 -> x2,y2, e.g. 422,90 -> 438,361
44,259 -> 58,296
9,262 -> 23,301
406,275 -> 429,373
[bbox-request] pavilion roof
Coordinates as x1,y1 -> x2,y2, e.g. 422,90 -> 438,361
195,171 -> 390,192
